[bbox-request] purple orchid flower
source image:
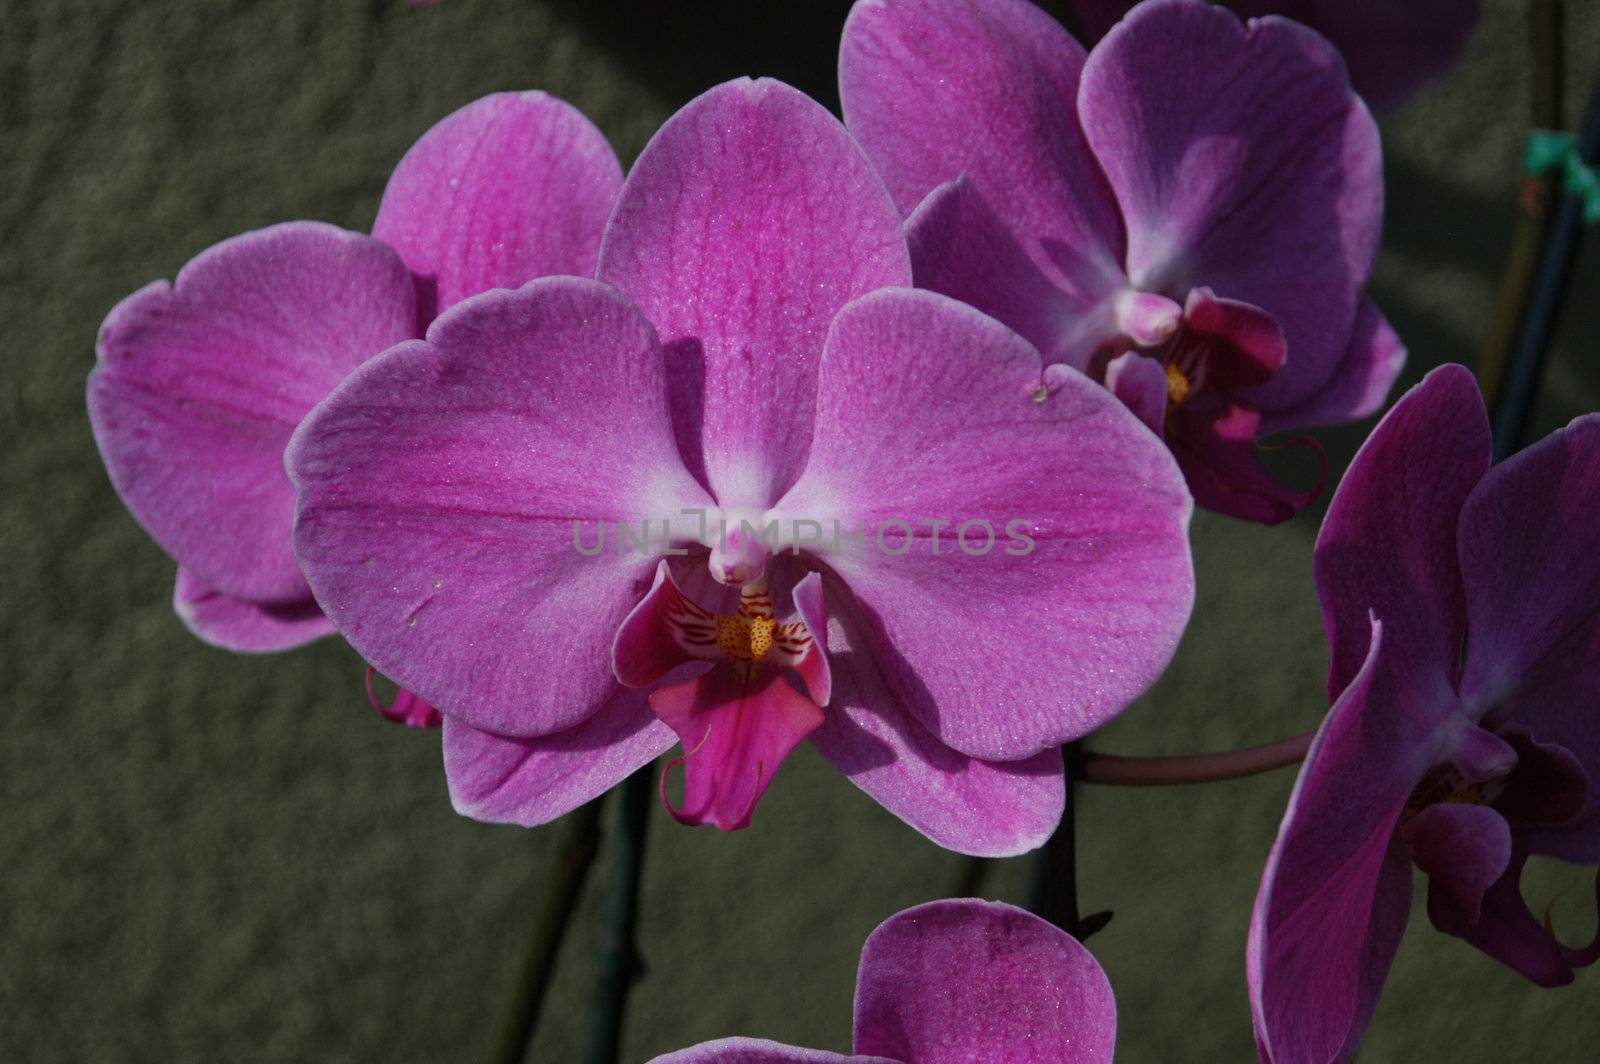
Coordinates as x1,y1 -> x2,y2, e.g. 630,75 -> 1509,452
87,92 -> 621,668
287,78 -> 1195,854
648,898 -> 1116,1063
1248,365 -> 1600,1063
840,0 -> 1403,524
1067,0 -> 1480,113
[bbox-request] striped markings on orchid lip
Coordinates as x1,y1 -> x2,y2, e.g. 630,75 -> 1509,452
662,577 -> 815,671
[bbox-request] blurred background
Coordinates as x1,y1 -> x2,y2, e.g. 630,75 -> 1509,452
4,0 -> 1599,1060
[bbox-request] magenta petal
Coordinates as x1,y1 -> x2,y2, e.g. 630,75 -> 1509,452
1230,0 -> 1482,113
597,78 -> 909,508
442,691 -> 676,827
853,899 -> 1115,1064
1314,364 -> 1490,706
647,1039 -> 883,1064
810,599 -> 1064,858
88,222 -> 416,603
1457,415 -> 1600,858
1426,842 -> 1583,988
778,289 -> 1193,759
1248,619 -> 1431,1064
651,665 -> 825,832
1494,724 -> 1589,828
1104,351 -> 1166,434
1176,288 -> 1285,393
789,572 -> 832,706
365,669 -> 443,729
841,0 -> 1125,315
172,566 -> 334,653
1403,803 -> 1511,924
1257,299 -> 1406,435
613,561 -> 716,689
289,277 -> 714,738
1080,0 -> 1382,409
905,178 -> 1091,367
1166,403 -> 1319,525
373,92 -> 622,323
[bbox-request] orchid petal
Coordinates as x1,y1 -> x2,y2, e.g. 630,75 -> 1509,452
650,665 -> 825,832
1175,288 -> 1285,394
1403,802 -> 1511,925
1248,618 -> 1429,1064
1426,842 -> 1584,988
1314,364 -> 1490,707
780,288 -> 1192,759
171,567 -> 334,653
1079,0 -> 1382,409
853,899 -> 1115,1063
365,668 -> 443,729
904,178 -> 1092,368
1494,724 -> 1590,828
443,693 -> 677,827
289,277 -> 714,739
1257,299 -> 1406,435
596,78 -> 909,509
373,92 -> 622,324
1165,403 -> 1318,526
1457,414 -> 1600,859
88,222 -> 415,603
809,593 -> 1064,858
841,0 -> 1125,314
1229,0 -> 1483,113
648,1038 -> 886,1064
1103,351 -> 1166,435
613,561 -> 726,689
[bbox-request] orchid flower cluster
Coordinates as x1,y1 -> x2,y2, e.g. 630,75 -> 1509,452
86,0 -> 1598,1059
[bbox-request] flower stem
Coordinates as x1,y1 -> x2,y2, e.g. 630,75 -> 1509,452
1478,0 -> 1566,413
1492,73 -> 1600,459
1078,731 -> 1313,787
487,799 -> 604,1064
1031,744 -> 1113,941
583,766 -> 653,1064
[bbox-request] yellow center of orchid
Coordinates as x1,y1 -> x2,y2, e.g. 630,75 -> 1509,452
1164,361 -> 1192,410
716,613 -> 777,664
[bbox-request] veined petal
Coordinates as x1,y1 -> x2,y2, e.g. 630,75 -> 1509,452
1080,0 -> 1382,409
777,289 -> 1193,760
1249,618 -> 1432,1064
1257,299 -> 1406,435
374,92 -> 622,323
289,277 -> 714,739
443,691 -> 676,827
905,179 -> 1094,369
809,592 -> 1064,858
1314,365 -> 1489,707
841,0 -> 1125,314
596,78 -> 909,509
1229,0 -> 1482,113
88,222 -> 416,603
853,900 -> 1115,1064
172,567 -> 334,653
648,1039 -> 886,1064
1458,415 -> 1600,859
651,665 -> 825,832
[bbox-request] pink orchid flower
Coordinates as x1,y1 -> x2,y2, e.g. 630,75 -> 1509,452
288,78 -> 1195,855
840,0 -> 1403,524
1248,365 -> 1600,1063
649,899 -> 1116,1063
1067,0 -> 1480,113
87,92 -> 620,670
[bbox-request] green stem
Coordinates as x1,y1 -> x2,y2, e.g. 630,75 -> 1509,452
1079,732 -> 1313,787
1478,0 -> 1564,413
583,767 -> 653,1064
487,800 -> 604,1064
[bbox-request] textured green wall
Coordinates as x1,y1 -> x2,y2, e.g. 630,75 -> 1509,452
4,1 -> 1598,1060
